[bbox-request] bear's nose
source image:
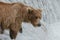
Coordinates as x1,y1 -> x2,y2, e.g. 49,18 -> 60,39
37,24 -> 41,27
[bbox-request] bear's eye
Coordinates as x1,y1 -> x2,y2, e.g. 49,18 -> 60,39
35,17 -> 38,19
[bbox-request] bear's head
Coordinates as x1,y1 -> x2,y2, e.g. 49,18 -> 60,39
24,7 -> 42,27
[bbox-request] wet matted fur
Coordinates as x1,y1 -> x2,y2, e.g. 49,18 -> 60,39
0,2 -> 42,40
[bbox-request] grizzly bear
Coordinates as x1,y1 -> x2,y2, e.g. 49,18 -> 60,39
0,2 -> 42,40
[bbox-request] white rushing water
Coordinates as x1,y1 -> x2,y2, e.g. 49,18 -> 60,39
0,0 -> 60,40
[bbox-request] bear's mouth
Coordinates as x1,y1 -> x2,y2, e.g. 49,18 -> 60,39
32,23 -> 41,27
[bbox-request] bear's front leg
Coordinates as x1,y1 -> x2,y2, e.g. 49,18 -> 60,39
19,27 -> 22,33
10,28 -> 17,39
15,17 -> 23,33
9,22 -> 21,40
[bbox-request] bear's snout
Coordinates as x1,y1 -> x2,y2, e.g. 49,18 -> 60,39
37,23 -> 41,27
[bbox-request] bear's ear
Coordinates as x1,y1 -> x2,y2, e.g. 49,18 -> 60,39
37,9 -> 42,12
27,7 -> 33,14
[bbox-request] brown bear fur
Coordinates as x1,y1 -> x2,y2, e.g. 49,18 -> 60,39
0,2 -> 42,39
